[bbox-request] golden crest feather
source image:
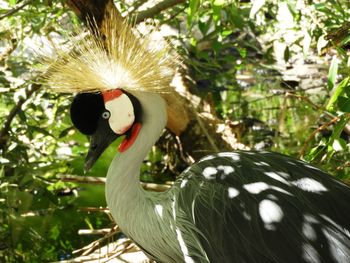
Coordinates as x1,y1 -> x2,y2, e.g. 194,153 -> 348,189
41,12 -> 175,94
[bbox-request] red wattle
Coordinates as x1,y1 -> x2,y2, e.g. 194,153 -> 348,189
118,123 -> 142,152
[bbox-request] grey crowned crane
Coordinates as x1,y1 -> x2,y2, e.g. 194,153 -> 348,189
43,13 -> 350,263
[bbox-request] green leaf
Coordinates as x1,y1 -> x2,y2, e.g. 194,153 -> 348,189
28,125 -> 53,137
306,143 -> 326,162
49,225 -> 60,240
229,5 -> 244,29
190,37 -> 197,47
339,35 -> 350,46
284,46 -> 290,62
237,47 -> 247,58
84,217 -> 94,230
18,110 -> 27,123
326,76 -> 350,112
213,0 -> 225,5
59,127 -> 73,139
329,115 -> 348,145
327,56 -> 338,90
330,0 -> 345,15
187,0 -> 200,25
314,3 -> 326,11
221,30 -> 233,37
337,96 -> 350,113
9,0 -> 17,6
212,39 -> 222,53
314,4 -> 338,18
212,0 -> 222,23
198,17 -> 212,35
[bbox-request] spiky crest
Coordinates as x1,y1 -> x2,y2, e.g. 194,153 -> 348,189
41,9 -> 175,94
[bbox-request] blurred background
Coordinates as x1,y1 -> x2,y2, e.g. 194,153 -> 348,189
1,0 -> 350,261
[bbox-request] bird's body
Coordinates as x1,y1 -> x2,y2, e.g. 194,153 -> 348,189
105,91 -> 350,263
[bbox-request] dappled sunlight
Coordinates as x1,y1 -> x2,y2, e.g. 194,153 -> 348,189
202,167 -> 218,180
302,222 -> 317,241
291,178 -> 328,193
227,187 -> 240,199
217,152 -> 241,161
243,182 -> 292,196
155,204 -> 164,218
180,178 -> 189,188
259,199 -> 284,230
264,171 -> 291,184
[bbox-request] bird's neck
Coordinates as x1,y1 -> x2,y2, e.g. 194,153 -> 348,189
105,91 -> 167,234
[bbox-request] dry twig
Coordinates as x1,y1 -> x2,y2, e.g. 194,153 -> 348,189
0,0 -> 32,20
299,116 -> 340,158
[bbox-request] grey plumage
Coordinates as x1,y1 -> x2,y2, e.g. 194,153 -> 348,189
102,92 -> 350,263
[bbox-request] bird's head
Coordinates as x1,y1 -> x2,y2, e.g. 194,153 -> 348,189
70,89 -> 142,172
39,13 -> 176,171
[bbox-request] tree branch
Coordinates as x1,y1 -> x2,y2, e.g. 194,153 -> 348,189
0,83 -> 41,151
0,0 -> 32,20
128,0 -> 148,14
134,0 -> 186,23
299,116 -> 341,158
58,173 -> 106,184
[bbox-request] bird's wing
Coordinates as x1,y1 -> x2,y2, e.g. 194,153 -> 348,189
175,151 -> 350,263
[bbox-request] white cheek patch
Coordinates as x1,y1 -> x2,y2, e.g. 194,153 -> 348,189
104,93 -> 135,134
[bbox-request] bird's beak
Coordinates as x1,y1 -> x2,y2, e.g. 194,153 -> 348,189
84,120 -> 119,173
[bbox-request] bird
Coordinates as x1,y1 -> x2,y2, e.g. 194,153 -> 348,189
42,10 -> 350,263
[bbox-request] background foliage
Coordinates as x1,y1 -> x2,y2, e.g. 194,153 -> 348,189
1,0 -> 350,261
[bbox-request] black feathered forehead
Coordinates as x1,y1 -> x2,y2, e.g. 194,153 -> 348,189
70,93 -> 104,135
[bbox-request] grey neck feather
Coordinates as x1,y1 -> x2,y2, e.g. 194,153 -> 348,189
105,92 -> 208,262
105,91 -> 167,237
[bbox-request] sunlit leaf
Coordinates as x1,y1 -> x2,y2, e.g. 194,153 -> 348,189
187,0 -> 200,25
212,0 -> 223,23
213,0 -> 225,5
327,56 -> 338,90
250,0 -> 266,19
9,0 -> 17,6
326,77 -> 350,112
329,115 -> 348,145
332,138 -> 346,152
317,35 -> 328,54
221,30 -> 233,37
303,31 -> 311,56
339,35 -> 350,46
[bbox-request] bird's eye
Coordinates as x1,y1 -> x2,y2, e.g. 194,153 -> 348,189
102,111 -> 110,119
